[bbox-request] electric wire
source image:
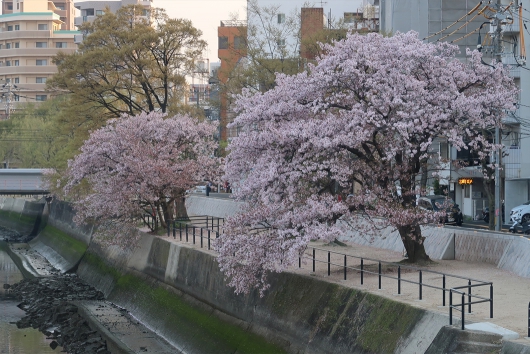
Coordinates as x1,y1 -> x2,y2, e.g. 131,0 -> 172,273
437,4 -> 489,42
423,1 -> 484,40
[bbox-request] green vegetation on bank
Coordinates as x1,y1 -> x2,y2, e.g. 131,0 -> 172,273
82,250 -> 287,354
38,225 -> 88,260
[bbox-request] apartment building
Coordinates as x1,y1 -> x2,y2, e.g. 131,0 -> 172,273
218,0 -> 379,141
0,0 -> 77,118
381,0 -> 524,220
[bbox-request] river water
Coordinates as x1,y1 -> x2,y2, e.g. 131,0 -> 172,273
0,227 -> 63,354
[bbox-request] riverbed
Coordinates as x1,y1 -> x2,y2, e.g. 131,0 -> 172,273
0,229 -> 63,354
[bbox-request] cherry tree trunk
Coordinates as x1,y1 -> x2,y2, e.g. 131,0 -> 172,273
398,224 -> 430,263
175,195 -> 188,219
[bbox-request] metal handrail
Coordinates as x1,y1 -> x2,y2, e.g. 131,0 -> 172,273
165,223 -> 493,330
302,245 -> 493,329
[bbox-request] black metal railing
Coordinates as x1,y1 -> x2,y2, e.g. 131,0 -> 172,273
168,215 -> 223,250
162,217 -> 493,330
301,246 -> 493,330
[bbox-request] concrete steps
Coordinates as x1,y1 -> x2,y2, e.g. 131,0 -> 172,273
425,326 -> 503,354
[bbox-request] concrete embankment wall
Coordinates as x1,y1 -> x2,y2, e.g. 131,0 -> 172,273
76,233 -> 450,354
0,197 -> 45,235
186,195 -> 530,280
29,200 -> 92,273
6,194 -> 529,353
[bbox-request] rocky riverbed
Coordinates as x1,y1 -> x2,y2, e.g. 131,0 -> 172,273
5,274 -> 109,353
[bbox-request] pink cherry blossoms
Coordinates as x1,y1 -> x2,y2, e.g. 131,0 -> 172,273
216,31 -> 517,295
63,111 -> 220,236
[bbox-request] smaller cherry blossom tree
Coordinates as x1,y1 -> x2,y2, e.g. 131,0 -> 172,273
63,111 -> 219,234
216,31 -> 517,295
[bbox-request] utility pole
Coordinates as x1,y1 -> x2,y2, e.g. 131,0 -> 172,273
494,0 -> 503,231
1,79 -> 16,120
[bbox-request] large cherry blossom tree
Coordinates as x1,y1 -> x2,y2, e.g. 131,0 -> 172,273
217,31 -> 517,294
63,112 -> 219,233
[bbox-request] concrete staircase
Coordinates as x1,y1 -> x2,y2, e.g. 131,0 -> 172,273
425,326 -> 503,354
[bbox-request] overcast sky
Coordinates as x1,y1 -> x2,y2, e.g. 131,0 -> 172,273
154,0 -> 247,62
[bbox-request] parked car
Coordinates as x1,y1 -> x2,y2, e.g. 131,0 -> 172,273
417,196 -> 463,226
510,200 -> 530,224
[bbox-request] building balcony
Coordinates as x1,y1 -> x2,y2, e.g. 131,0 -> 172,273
74,15 -> 95,26
0,65 -> 57,75
0,30 -> 53,40
0,47 -> 76,58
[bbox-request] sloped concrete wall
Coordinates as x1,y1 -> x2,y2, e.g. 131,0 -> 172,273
76,234 -> 450,354
0,197 -> 45,235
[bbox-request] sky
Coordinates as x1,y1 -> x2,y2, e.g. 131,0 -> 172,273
153,0 -> 247,62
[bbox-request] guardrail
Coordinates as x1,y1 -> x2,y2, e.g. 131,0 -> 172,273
166,218 -> 493,330
302,246 -> 493,330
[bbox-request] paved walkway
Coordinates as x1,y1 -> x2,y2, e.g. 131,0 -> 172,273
158,219 -> 530,347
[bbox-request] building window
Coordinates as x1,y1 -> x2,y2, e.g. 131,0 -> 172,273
14,42 -> 18,48
36,95 -> 47,101
96,10 -> 104,16
234,36 -> 244,49
36,77 -> 46,83
55,3 -> 65,10
14,94 -> 19,102
7,26 -> 13,31
14,24 -> 19,30
36,59 -> 47,66
278,13 -> 285,24
84,8 -> 94,16
14,60 -> 19,66
16,2 -> 18,9
344,13 -> 356,24
5,43 -> 10,49
5,61 -> 10,66
36,42 -> 47,48
7,3 -> 12,10
464,185 -> 471,198
38,24 -> 48,30
14,77 -> 19,83
218,36 -> 228,50
0,44 -> 3,49
277,39 -> 286,47
56,42 -> 67,48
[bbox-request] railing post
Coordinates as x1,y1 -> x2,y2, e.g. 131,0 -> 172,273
217,218 -> 220,233
528,302 -> 530,338
299,254 -> 301,268
378,261 -> 382,289
361,258 -> 364,285
490,284 -> 494,318
443,274 -> 446,307
179,222 -> 182,241
461,292 -> 465,330
449,290 -> 453,325
186,224 -> 188,242
172,220 -> 176,239
398,266 -> 401,295
419,270 -> 423,300
193,226 -> 196,244
208,230 -> 211,250
206,216 -> 209,230
343,255 -> 347,280
328,252 -> 330,276
312,248 -> 315,272
468,280 -> 472,314
201,228 -> 203,248
167,222 -> 170,237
